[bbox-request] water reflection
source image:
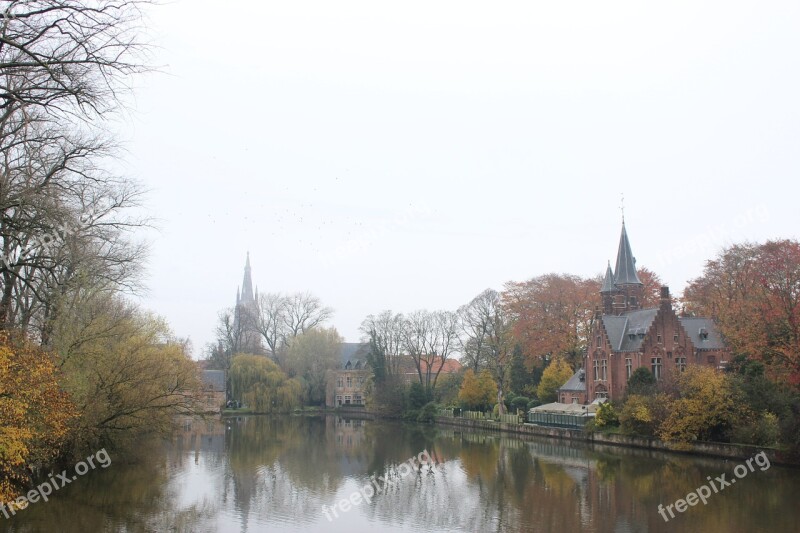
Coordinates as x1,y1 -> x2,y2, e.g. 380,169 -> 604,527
5,414 -> 800,532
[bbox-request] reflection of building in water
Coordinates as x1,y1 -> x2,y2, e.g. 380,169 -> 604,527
172,416 -> 226,457
329,416 -> 366,448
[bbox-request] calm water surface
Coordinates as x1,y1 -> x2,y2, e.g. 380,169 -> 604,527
5,414 -> 800,533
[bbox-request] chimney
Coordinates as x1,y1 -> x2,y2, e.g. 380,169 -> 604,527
660,286 -> 671,310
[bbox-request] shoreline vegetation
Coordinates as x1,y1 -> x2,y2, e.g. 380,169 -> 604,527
216,408 -> 797,466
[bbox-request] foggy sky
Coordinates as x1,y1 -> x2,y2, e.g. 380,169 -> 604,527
123,1 -> 800,356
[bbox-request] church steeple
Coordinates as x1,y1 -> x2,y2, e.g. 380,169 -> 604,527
600,221 -> 645,316
600,261 -> 615,293
240,252 -> 255,304
613,222 -> 642,286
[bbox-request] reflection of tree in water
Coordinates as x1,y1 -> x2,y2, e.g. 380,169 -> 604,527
11,415 -> 800,532
4,438 -> 213,533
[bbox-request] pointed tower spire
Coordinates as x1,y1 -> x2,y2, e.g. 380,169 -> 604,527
240,253 -> 255,303
614,222 -> 642,285
600,261 -> 616,293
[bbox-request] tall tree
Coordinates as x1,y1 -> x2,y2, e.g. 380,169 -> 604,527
402,309 -> 459,392
502,273 -> 599,369
360,310 -> 405,381
285,327 -> 342,405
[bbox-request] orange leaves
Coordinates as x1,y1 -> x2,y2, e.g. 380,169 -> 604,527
502,274 -> 599,367
684,240 -> 800,386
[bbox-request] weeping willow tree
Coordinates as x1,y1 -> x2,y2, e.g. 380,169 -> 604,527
229,355 -> 302,412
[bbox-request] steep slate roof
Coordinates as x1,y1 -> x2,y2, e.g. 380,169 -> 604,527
614,223 -> 643,285
202,370 -> 226,392
601,308 -> 660,352
600,263 -> 616,293
679,317 -> 726,350
559,369 -> 586,392
339,342 -> 370,369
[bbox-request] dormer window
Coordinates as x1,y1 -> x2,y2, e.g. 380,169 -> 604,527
699,327 -> 709,340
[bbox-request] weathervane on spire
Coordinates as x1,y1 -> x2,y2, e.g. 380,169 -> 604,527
620,193 -> 625,223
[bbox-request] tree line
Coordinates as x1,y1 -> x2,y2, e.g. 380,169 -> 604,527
0,1 -> 204,506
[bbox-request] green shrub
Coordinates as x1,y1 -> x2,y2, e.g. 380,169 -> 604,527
527,399 -> 541,411
511,396 -> 530,412
417,402 -> 438,424
730,411 -> 780,446
595,401 -> 619,428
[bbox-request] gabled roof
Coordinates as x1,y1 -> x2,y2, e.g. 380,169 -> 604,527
202,370 -> 226,392
559,369 -> 586,392
614,223 -> 642,286
678,317 -> 726,350
339,342 -> 370,369
601,308 -> 660,352
600,262 -> 616,293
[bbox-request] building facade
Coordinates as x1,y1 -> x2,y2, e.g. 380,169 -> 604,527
327,343 -> 371,407
570,223 -> 729,403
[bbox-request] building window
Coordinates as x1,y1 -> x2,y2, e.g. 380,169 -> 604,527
336,395 -> 343,406
674,334 -> 679,343
595,391 -> 608,399
601,359 -> 607,381
625,358 -> 632,379
337,376 -> 343,388
707,355 -> 716,364
676,357 -> 687,372
593,359 -> 599,381
354,394 -> 362,405
597,335 -> 601,347
358,376 -> 365,386
651,357 -> 663,380
657,334 -> 662,344
346,376 -> 352,387
345,395 -> 351,404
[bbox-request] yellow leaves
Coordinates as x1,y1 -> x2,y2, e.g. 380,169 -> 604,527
658,366 -> 740,443
230,355 -> 302,412
458,369 -> 497,410
0,332 -> 77,503
536,357 -> 573,403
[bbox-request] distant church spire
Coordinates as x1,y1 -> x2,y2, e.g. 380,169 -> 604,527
613,222 -> 642,286
240,252 -> 255,304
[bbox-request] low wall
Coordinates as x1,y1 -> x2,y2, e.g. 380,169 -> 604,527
434,416 -> 797,466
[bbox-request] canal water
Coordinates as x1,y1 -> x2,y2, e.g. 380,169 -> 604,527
4,414 -> 799,532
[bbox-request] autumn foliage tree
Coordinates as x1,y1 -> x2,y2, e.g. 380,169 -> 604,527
658,366 -> 741,444
0,333 -> 76,503
502,274 -> 599,369
684,240 -> 800,386
536,357 -> 574,403
458,369 -> 497,411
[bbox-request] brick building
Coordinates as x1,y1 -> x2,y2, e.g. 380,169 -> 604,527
326,343 -> 371,407
567,222 -> 729,403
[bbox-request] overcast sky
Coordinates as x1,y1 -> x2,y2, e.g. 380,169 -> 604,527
122,1 -> 799,356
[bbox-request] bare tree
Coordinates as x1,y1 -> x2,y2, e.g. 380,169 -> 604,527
283,292 -> 333,340
402,310 -> 459,391
458,289 -> 513,413
255,292 -> 287,357
0,1 -> 153,340
0,0 -> 151,121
